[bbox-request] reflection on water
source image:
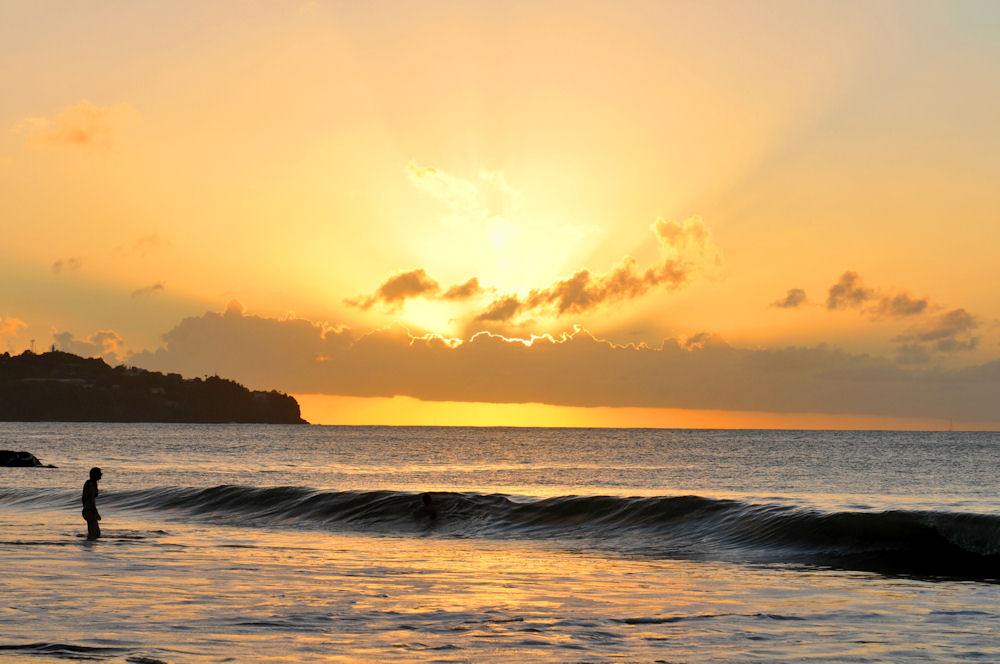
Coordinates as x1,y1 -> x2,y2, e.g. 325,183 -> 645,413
3,507 -> 999,663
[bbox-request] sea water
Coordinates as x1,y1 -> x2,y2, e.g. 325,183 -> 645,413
1,423 -> 998,663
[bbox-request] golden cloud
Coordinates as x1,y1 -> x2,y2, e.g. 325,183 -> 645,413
892,308 -> 980,360
345,269 -> 441,312
53,329 -> 125,363
826,271 -> 874,310
771,288 -> 807,309
348,216 -> 722,322
783,272 -> 974,360
406,161 -> 523,224
443,277 -> 487,300
871,293 -> 929,318
823,271 -> 928,318
52,257 -> 83,274
131,282 -> 166,298
476,216 -> 721,322
0,317 -> 28,339
17,101 -> 136,149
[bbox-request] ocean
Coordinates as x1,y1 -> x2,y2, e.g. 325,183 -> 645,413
1,423 -> 998,663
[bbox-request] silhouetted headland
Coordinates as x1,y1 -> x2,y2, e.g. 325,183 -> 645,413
0,350 -> 307,423
0,450 -> 55,467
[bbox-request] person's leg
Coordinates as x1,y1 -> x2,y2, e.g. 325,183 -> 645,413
86,517 -> 101,540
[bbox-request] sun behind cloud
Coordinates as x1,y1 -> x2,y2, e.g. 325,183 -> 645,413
402,161 -> 608,300
347,195 -> 723,336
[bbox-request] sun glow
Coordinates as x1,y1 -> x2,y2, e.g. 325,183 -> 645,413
5,2 -> 999,428
393,299 -> 465,337
294,394 -> 999,431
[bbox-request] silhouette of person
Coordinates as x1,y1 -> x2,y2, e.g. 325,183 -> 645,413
82,467 -> 102,540
416,492 -> 437,520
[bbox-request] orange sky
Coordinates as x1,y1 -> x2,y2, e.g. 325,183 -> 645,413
2,1 -> 999,428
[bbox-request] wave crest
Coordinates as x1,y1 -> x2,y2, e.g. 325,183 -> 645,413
4,486 -> 998,580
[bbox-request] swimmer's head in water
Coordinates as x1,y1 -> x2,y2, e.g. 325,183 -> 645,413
90,467 -> 102,481
421,493 -> 432,506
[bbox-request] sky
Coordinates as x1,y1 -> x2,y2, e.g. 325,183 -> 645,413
2,1 -> 999,429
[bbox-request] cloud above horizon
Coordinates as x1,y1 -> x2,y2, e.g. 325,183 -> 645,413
892,308 -> 980,363
347,162 -> 722,324
826,271 -> 876,311
830,272 -> 977,358
54,329 -> 124,363
474,216 -> 722,323
347,216 -> 721,323
124,305 -> 1000,422
114,233 -> 168,259
131,281 -> 166,298
778,272 -> 971,361
823,271 -> 929,318
1,316 -> 28,353
52,257 -> 83,274
771,288 -> 807,309
17,101 -> 136,149
406,161 -> 524,227
871,292 -> 928,317
345,270 -> 488,312
443,277 -> 487,300
1,316 -> 28,340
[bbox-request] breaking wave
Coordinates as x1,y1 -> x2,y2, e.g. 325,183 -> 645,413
4,486 -> 999,580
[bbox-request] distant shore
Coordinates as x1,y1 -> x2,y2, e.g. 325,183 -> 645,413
0,350 -> 307,424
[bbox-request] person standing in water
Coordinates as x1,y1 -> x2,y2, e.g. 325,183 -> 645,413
82,467 -> 102,540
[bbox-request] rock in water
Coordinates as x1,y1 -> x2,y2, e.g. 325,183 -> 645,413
0,450 -> 56,467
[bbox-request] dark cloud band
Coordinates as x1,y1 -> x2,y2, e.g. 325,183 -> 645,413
127,306 -> 1000,422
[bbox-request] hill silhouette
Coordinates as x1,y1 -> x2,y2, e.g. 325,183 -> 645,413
0,350 -> 307,424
